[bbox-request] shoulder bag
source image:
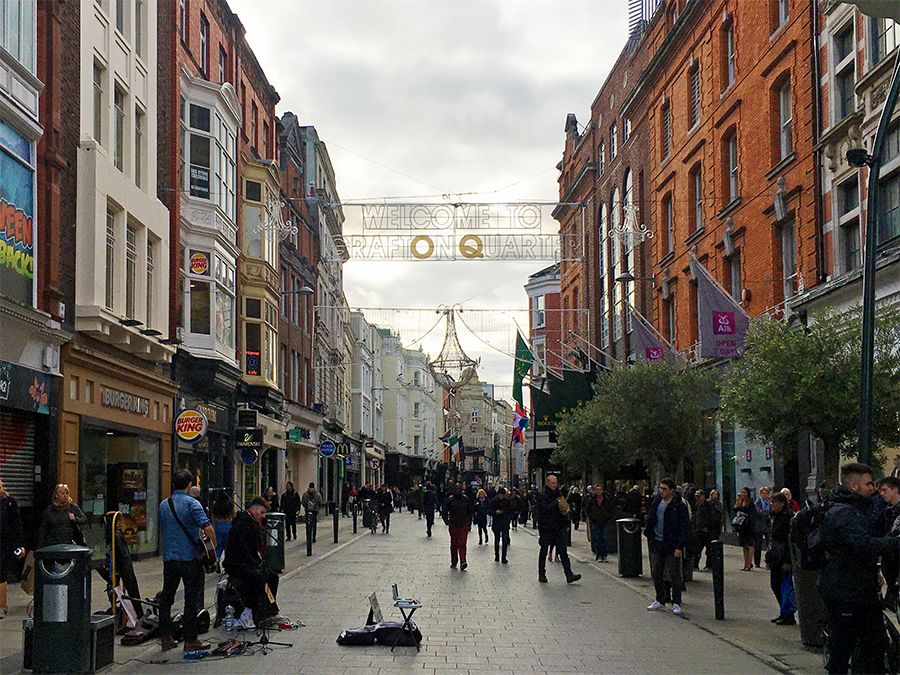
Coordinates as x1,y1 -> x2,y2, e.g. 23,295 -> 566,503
167,498 -> 219,574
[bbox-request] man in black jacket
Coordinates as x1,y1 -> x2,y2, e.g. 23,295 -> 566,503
441,484 -> 473,569
820,463 -> 898,675
223,496 -> 279,627
643,477 -> 690,614
584,484 -> 615,562
422,483 -> 439,537
690,489 -> 722,571
536,475 -> 581,584
280,482 -> 301,541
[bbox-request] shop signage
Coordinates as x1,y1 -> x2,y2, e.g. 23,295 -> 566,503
319,440 -> 336,457
189,251 -> 210,276
237,408 -> 258,428
0,361 -> 50,414
245,351 -> 261,376
236,426 -> 263,464
368,458 -> 381,470
287,427 -> 311,442
174,409 -> 208,443
101,387 -> 149,416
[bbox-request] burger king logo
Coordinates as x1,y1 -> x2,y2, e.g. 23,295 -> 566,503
174,409 -> 208,443
190,252 -> 209,276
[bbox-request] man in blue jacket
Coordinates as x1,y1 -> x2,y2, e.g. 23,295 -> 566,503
643,477 -> 690,615
819,463 -> 899,675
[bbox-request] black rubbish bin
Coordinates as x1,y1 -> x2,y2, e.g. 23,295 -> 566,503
33,544 -> 93,673
790,542 -> 826,647
617,518 -> 643,578
263,512 -> 286,572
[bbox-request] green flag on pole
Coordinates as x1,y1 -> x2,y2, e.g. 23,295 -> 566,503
513,332 -> 533,407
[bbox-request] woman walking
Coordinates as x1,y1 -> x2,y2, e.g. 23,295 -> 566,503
734,487 -> 757,571
377,485 -> 394,533
473,489 -> 489,545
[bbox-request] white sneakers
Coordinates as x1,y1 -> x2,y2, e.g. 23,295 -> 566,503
647,600 -> 682,614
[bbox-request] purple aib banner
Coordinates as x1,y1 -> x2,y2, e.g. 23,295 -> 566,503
629,307 -> 675,362
696,262 -> 750,359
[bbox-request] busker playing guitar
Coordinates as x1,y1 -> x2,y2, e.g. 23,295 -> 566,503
223,496 -> 280,628
158,469 -> 217,652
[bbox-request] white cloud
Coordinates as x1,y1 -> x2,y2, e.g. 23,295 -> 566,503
227,0 -> 629,393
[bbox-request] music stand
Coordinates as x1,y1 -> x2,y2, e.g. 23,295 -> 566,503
244,617 -> 292,654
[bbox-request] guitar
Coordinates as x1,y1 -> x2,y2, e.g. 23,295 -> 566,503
198,531 -> 220,574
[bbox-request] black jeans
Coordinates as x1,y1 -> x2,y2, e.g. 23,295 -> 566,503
538,530 -> 573,577
159,559 -> 203,642
425,510 -> 435,535
306,512 -> 318,542
494,527 -> 510,560
648,539 -> 683,605
825,601 -> 884,674
285,514 -> 297,540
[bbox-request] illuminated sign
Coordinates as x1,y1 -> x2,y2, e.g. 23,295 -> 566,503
245,351 -> 261,376
342,203 -> 569,261
101,387 -> 150,416
174,409 -> 209,443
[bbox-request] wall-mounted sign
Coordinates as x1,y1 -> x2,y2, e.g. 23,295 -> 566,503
174,409 -> 208,444
0,129 -> 36,305
189,250 -> 210,276
237,408 -> 258,428
368,457 -> 381,470
236,426 -> 263,464
319,440 -> 336,457
101,387 -> 149,416
245,351 -> 261,376
0,361 -> 50,414
287,427 -> 311,442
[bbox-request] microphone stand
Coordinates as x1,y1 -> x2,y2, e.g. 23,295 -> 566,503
244,618 -> 292,654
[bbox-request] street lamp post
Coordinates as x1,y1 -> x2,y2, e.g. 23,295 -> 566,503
847,2 -> 900,464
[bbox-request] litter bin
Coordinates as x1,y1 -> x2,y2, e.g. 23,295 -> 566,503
263,512 -> 285,572
33,544 -> 93,673
617,518 -> 643,577
790,541 -> 826,647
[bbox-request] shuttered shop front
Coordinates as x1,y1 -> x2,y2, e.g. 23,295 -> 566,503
0,408 -> 36,507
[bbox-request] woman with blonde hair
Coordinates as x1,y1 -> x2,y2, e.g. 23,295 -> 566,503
473,489 -> 489,545
0,477 -> 25,619
36,483 -> 87,549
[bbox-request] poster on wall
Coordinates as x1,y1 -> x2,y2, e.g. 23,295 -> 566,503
0,122 -> 35,306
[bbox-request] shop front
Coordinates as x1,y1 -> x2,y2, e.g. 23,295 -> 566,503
59,343 -> 176,558
284,402 -> 322,494
236,411 -> 285,506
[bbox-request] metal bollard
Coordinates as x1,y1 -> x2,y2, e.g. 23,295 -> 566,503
352,505 -> 357,534
333,508 -> 339,543
709,539 -> 725,620
306,517 -> 313,557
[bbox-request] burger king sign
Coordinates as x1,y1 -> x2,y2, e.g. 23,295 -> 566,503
174,409 -> 209,444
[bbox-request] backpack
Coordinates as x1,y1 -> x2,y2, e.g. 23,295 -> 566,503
789,502 -> 833,570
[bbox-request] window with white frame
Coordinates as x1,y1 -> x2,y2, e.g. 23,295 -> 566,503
835,25 -> 855,122
781,219 -> 797,299
778,79 -> 793,160
623,118 -> 631,143
777,0 -> 788,29
726,132 -> 739,202
533,338 -> 546,378
688,62 -> 701,129
872,17 -> 899,65
115,0 -> 125,35
1,0 -> 37,74
105,208 -> 116,309
184,103 -> 211,199
414,402 -> 420,418
598,141 -> 605,175
214,254 -> 235,347
93,63 -> 105,144
125,223 -> 137,319
146,238 -> 155,327
199,13 -> 209,76
690,163 -> 703,232
663,193 -> 674,253
114,86 -> 125,171
879,125 -> 900,245
610,122 -> 617,159
135,0 -> 143,59
533,294 -> 545,328
722,21 -> 735,90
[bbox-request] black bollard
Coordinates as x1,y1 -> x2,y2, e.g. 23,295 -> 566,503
333,508 -> 339,543
352,506 -> 358,534
709,540 -> 725,620
306,517 -> 313,557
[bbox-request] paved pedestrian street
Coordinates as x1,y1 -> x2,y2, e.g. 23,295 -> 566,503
100,512 -> 793,675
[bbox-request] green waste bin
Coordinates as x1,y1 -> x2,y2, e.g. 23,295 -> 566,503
263,512 -> 285,572
790,541 -> 826,647
617,518 -> 643,578
34,544 -> 93,674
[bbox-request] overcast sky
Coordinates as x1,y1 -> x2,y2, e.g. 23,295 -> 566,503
227,0 -> 630,396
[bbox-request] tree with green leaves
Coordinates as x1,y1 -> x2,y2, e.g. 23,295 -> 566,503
719,306 -> 900,464
552,398 -> 621,476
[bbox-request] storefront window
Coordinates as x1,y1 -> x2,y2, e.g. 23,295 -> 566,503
78,426 -> 160,558
190,280 -> 210,334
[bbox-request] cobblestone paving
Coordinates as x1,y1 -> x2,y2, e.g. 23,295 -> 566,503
106,512 -> 784,675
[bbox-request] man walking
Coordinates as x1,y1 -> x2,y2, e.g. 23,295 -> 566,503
644,477 -> 690,615
820,463 -> 898,674
489,487 -> 514,563
158,469 -> 216,652
441,483 -> 473,569
280,481 -> 301,541
584,484 -> 615,562
302,482 -> 325,543
422,482 -> 439,537
536,475 -> 581,584
691,489 -> 721,571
